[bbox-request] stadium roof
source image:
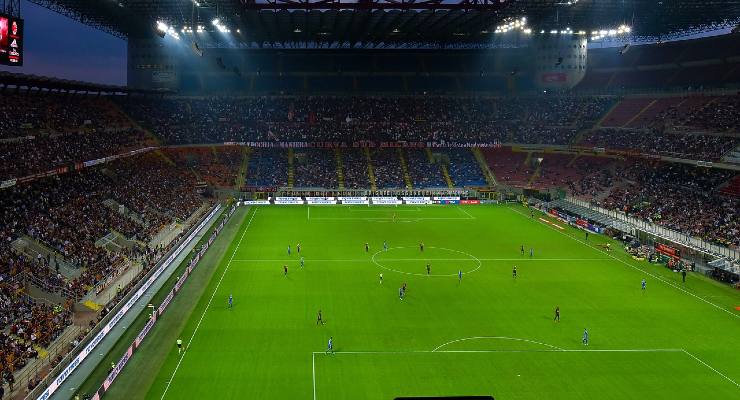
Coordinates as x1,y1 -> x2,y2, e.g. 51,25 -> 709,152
28,0 -> 740,47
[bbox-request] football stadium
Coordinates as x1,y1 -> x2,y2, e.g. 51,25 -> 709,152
0,1 -> 739,399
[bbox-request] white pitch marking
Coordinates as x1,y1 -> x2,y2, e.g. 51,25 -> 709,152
160,207 -> 259,400
457,206 -> 475,219
312,352 -> 317,400
432,336 -> 565,352
309,217 -> 474,221
311,348 -> 686,355
231,258 -> 608,263
682,349 -> 740,388
509,206 -> 740,320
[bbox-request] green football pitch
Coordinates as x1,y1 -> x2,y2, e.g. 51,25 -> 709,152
91,204 -> 740,399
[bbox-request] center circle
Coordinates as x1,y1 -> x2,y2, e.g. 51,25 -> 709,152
371,246 -> 482,277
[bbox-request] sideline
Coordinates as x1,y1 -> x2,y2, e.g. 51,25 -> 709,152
160,208 -> 259,399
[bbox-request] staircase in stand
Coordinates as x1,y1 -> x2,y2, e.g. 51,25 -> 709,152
397,148 -> 413,190
236,147 -> 250,190
364,148 -> 378,191
287,148 -> 295,189
154,149 -> 176,166
623,99 -> 657,127
471,148 -> 497,186
426,148 -> 454,188
527,163 -> 542,187
335,148 -> 345,190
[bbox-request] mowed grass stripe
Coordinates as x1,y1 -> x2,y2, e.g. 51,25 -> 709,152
98,205 -> 739,400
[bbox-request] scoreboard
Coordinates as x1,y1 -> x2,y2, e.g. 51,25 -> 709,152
0,13 -> 23,66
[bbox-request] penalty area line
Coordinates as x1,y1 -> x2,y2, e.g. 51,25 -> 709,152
681,349 -> 740,388
311,348 -> 685,355
160,207 -> 259,400
457,206 -> 476,219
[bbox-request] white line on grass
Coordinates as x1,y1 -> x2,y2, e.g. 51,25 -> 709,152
310,217 -> 474,221
312,352 -> 317,400
160,207 -> 259,400
432,336 -> 565,352
509,206 -> 740,321
312,348 -> 685,355
681,349 -> 740,388
312,347 -> 740,397
457,206 -> 475,219
231,258 -> 609,263
346,207 -> 423,212
307,206 -> 310,221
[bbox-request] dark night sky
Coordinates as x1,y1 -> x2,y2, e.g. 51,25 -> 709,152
0,0 -> 126,85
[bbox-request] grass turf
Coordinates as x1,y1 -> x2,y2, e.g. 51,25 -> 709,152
100,204 -> 740,399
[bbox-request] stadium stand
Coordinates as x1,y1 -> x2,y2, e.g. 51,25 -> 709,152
245,148 -> 288,188
294,148 -> 338,188
405,149 -> 447,189
370,149 -> 405,189
599,160 -> 739,247
341,149 -> 370,189
579,129 -> 738,161
444,148 -> 487,187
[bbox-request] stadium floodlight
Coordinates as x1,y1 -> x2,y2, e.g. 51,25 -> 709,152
156,21 -> 168,32
212,19 -> 220,26
523,28 -> 532,34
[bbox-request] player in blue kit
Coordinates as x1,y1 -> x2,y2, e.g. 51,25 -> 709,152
300,257 -> 305,269
287,245 -> 291,255
582,329 -> 589,345
326,337 -> 334,354
641,278 -> 646,291
228,294 -> 233,309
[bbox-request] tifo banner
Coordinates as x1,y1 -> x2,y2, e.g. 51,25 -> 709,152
89,204 -> 238,400
37,204 -> 223,400
230,141 -> 501,149
339,197 -> 369,205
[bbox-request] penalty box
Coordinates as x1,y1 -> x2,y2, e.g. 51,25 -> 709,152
312,349 -> 738,400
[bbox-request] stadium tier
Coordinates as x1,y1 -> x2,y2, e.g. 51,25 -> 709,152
1,3 -> 740,399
